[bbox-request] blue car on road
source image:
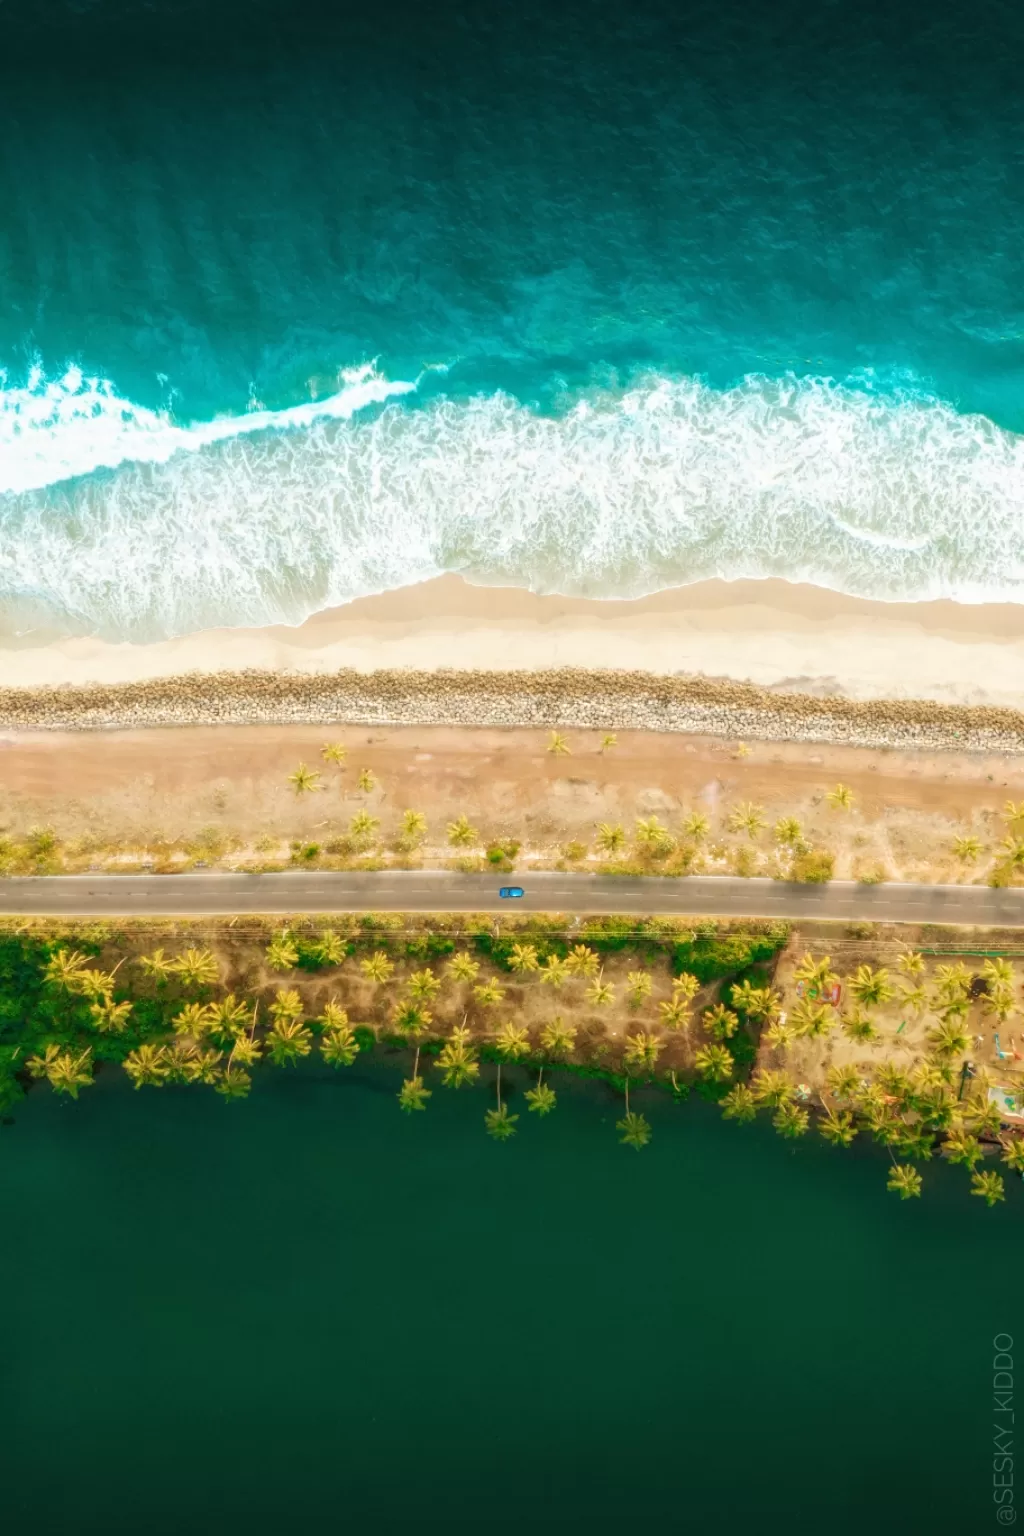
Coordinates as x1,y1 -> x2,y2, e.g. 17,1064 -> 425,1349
499,886 -> 525,899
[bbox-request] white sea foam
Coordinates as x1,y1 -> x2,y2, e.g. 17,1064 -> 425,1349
0,361 -> 417,496
2,367 -> 1024,639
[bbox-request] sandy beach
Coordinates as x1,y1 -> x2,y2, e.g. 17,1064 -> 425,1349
7,574 -> 1024,709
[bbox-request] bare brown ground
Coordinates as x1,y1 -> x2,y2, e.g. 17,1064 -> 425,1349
0,722 -> 1022,879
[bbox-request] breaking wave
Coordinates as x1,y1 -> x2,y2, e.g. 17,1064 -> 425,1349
2,364 -> 1024,640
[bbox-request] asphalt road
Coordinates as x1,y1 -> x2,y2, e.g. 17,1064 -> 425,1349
0,871 -> 1022,927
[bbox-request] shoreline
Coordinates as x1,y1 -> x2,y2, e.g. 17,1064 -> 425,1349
5,574 -> 1024,748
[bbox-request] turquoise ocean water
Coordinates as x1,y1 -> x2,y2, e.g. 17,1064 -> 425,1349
2,0 -> 1024,638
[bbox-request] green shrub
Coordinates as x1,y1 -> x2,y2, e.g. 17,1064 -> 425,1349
671,930 -> 784,984
789,849 -> 835,884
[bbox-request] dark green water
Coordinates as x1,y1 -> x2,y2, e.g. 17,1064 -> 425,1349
2,1062 -> 1020,1533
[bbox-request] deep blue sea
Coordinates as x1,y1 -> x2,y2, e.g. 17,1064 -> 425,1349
2,0 -> 1024,639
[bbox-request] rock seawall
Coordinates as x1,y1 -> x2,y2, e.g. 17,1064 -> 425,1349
0,667 -> 1022,752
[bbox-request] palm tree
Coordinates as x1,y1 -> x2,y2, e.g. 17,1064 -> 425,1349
508,942 -> 540,974
322,1022 -> 360,1068
971,1169 -> 1006,1207
123,1044 -> 170,1090
392,1001 -> 432,1038
172,948 -> 219,988
944,1130 -> 983,1169
623,1032 -> 661,1072
321,742 -> 347,766
485,1102 -> 518,1141
773,1101 -> 810,1138
473,979 -> 505,1009
703,1003 -> 739,1041
634,815 -> 670,852
229,1034 -> 262,1068
269,988 -> 304,1023
46,1046 -> 95,1098
43,947 -> 87,990
288,763 -> 321,795
302,931 -> 339,969
887,1163 -> 922,1199
401,809 -> 428,844
793,952 -> 839,995
26,1043 -> 61,1080
216,1068 -> 252,1101
484,1060 -> 519,1141
897,950 -> 926,978
616,1078 -> 652,1150
600,733 -> 618,753
358,768 -> 376,793
826,783 -> 854,811
773,816 -> 803,847
968,1100 -> 1006,1140
694,1043 -> 734,1082
730,980 -> 779,1021
586,973 -> 614,1008
927,1017 -> 971,1059
826,1064 -> 862,1101
209,994 -> 250,1038
494,1021 -> 530,1061
1000,837 -> 1024,870
319,1001 -> 350,1031
763,1020 -> 796,1051
751,1069 -> 794,1107
186,1048 -> 224,1086
658,997 -> 692,1032
672,972 -> 700,1005
899,983 -> 928,1017
820,1109 -> 856,1146
952,834 -> 981,863
74,967 -> 115,1001
565,944 -> 599,978
360,950 -> 395,985
721,1084 -> 758,1122
446,951 -> 480,984
982,959 -> 1017,1024
1000,1138 -> 1024,1174
682,811 -> 710,842
982,983 -> 1019,1019
167,1041 -> 199,1082
350,810 -> 380,843
727,801 -> 765,837
790,997 -> 832,1039
266,930 -> 300,972
437,1026 -> 479,1089
841,1008 -> 877,1043
397,1043 -> 432,1113
595,823 -> 626,856
89,998 -> 133,1033
137,948 -> 175,980
547,731 -> 570,756
407,968 -> 441,1003
539,1017 -> 576,1057
850,965 -> 893,1007
914,1086 -> 956,1133
876,1061 -> 913,1102
625,970 -> 652,1008
1004,800 -> 1024,833
446,814 -> 477,848
266,1017 -> 313,1067
173,1001 -> 213,1038
525,1069 -> 557,1115
539,955 -> 569,989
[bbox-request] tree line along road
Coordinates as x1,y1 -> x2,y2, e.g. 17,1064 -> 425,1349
0,871 -> 1022,927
